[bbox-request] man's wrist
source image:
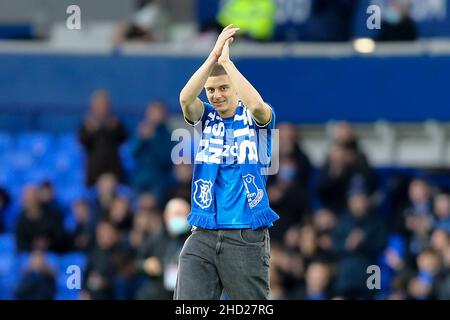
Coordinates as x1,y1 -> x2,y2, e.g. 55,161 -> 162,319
219,59 -> 233,67
219,59 -> 233,71
208,52 -> 218,62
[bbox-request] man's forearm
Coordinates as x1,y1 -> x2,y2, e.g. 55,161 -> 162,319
220,60 -> 270,123
179,54 -> 217,106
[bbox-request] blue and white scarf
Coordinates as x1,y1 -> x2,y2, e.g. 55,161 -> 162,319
188,103 -> 279,230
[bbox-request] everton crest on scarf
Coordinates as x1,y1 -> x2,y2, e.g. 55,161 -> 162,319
188,102 -> 279,230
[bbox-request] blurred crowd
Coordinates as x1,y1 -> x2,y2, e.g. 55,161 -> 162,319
114,0 -> 418,44
1,89 -> 449,300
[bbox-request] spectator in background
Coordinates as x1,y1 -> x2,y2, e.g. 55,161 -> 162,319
135,192 -> 159,212
394,178 -> 434,261
318,122 -> 378,214
105,196 -> 134,240
332,122 -> 378,195
268,123 -> 311,242
268,156 -> 310,243
436,245 -> 450,299
278,123 -> 312,190
433,192 -> 450,230
15,250 -> 56,300
332,187 -> 387,299
135,198 -> 191,299
83,221 -> 126,300
16,185 -> 67,253
295,260 -> 334,300
129,207 -> 161,251
378,0 -> 417,42
131,101 -> 173,204
0,186 -> 11,232
37,180 -> 65,217
71,199 -> 95,251
317,144 -> 354,213
78,90 -> 128,187
88,173 -> 120,226
312,208 -> 337,253
406,248 -> 441,300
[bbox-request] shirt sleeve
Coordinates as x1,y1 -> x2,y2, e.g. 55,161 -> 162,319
253,104 -> 276,129
184,102 -> 215,127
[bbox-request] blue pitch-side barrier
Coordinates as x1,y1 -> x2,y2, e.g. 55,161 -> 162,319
0,52 -> 449,129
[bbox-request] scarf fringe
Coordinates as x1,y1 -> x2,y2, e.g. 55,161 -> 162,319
250,208 -> 279,229
188,211 -> 217,229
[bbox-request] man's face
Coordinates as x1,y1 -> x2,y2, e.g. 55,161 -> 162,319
90,92 -> 110,118
204,75 -> 238,116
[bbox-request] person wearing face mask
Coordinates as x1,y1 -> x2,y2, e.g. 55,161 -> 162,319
378,0 -> 417,41
134,198 -> 191,299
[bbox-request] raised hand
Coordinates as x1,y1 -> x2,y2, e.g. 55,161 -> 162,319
218,38 -> 233,65
211,24 -> 239,60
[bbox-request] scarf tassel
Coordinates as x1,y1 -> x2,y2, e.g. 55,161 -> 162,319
250,208 -> 280,230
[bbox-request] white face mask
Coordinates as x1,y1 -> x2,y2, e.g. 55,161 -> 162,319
167,217 -> 190,236
384,7 -> 402,24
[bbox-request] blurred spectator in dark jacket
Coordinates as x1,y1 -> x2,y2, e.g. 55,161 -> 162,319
394,178 -> 434,261
378,0 -> 417,42
135,198 -> 190,299
88,173 -> 120,226
71,199 -> 95,251
37,180 -> 65,217
16,185 -> 68,252
129,208 -> 161,251
78,90 -> 128,186
317,144 -> 354,213
15,250 -> 57,300
318,122 -> 378,213
131,101 -> 173,203
433,192 -> 450,229
277,123 -> 312,190
292,260 -> 334,300
333,122 -> 378,195
268,123 -> 312,243
436,245 -> 450,299
83,221 -> 126,299
105,196 -> 134,240
269,156 -> 310,243
312,208 -> 337,253
406,248 -> 441,300
332,188 -> 387,299
0,186 -> 11,232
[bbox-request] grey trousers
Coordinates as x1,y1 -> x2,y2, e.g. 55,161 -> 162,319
174,227 -> 271,300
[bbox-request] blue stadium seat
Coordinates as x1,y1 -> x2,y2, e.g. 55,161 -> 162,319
57,133 -> 83,154
7,150 -> 35,171
0,232 -> 16,253
16,132 -> 55,158
0,132 -> 13,150
0,252 -> 18,299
